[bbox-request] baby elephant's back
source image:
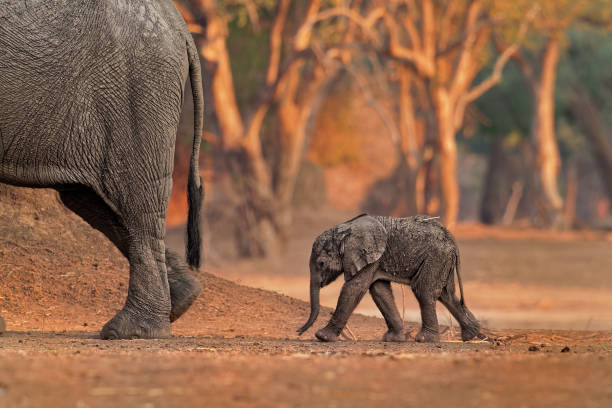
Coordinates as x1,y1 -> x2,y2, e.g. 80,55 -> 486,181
374,216 -> 457,277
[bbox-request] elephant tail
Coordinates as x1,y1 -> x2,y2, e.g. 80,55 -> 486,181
454,250 -> 465,306
186,37 -> 204,269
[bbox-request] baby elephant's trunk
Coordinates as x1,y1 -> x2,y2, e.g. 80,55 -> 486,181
297,274 -> 321,335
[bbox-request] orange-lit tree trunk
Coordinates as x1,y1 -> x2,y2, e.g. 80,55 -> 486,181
512,35 -> 564,224
192,0 -> 277,256
508,0 -> 592,225
380,0 -> 532,229
533,37 -> 563,216
434,89 -> 460,228
397,66 -> 422,215
275,63 -> 338,230
182,0 -> 331,257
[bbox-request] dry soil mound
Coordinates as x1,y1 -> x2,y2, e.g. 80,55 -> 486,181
0,184 -> 385,338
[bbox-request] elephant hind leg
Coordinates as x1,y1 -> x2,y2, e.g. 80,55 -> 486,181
59,188 -> 201,325
100,203 -> 172,340
439,285 -> 480,341
59,185 -> 172,339
165,248 -> 202,322
59,186 -> 129,257
369,280 -> 407,342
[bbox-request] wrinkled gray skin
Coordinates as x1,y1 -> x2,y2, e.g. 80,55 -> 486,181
298,215 -> 480,343
0,0 -> 204,339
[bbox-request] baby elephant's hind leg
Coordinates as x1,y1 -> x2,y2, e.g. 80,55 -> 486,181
439,285 -> 480,341
166,248 -> 202,322
369,281 -> 407,342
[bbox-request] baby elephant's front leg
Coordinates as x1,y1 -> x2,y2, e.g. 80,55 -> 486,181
315,266 -> 377,342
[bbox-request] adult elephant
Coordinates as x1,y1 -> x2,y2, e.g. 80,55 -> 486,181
298,215 -> 480,343
0,0 -> 204,339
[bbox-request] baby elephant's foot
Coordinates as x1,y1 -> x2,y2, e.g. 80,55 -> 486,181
415,328 -> 440,343
101,308 -> 171,340
382,330 -> 408,342
460,324 -> 481,341
315,325 -> 341,342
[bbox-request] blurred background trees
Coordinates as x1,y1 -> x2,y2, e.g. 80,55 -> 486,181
171,0 -> 612,258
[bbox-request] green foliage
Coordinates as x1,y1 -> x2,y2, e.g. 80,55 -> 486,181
560,27 -> 612,126
468,21 -> 612,162
464,59 -> 532,154
226,19 -> 269,109
554,26 -> 612,159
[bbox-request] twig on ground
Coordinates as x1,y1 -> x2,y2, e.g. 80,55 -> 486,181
343,324 -> 358,341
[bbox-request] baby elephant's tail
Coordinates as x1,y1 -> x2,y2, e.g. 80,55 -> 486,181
455,252 -> 465,306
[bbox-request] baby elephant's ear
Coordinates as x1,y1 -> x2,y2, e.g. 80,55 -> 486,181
339,215 -> 387,279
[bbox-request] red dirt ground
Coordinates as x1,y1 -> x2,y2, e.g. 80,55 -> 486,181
1,185 -> 611,407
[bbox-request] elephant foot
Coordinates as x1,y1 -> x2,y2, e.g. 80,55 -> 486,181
101,309 -> 171,340
460,324 -> 481,341
169,272 -> 202,322
382,330 -> 408,342
315,325 -> 341,342
415,328 -> 440,343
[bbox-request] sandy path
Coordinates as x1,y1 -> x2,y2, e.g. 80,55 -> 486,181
1,331 -> 611,408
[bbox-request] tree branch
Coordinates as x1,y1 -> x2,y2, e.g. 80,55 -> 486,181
293,0 -> 324,51
421,0 -> 435,60
383,13 -> 435,77
265,0 -> 291,85
438,0 -> 459,49
453,5 -> 537,128
436,17 -> 500,57
343,63 -> 401,148
294,6 -> 385,50
509,45 -> 537,90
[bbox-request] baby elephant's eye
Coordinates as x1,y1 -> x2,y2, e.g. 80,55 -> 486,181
318,261 -> 325,268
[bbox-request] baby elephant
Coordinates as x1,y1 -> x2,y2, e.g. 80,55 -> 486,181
297,214 -> 480,343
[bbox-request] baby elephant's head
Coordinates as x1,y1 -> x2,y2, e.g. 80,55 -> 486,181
310,229 -> 344,287
296,229 -> 344,336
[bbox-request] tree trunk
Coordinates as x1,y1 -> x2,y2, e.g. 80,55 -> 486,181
532,37 -> 563,217
479,137 -> 505,224
435,90 -> 459,229
569,84 -> 612,205
193,0 -> 282,257
275,66 -> 338,230
563,159 -> 578,229
398,67 -> 420,214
